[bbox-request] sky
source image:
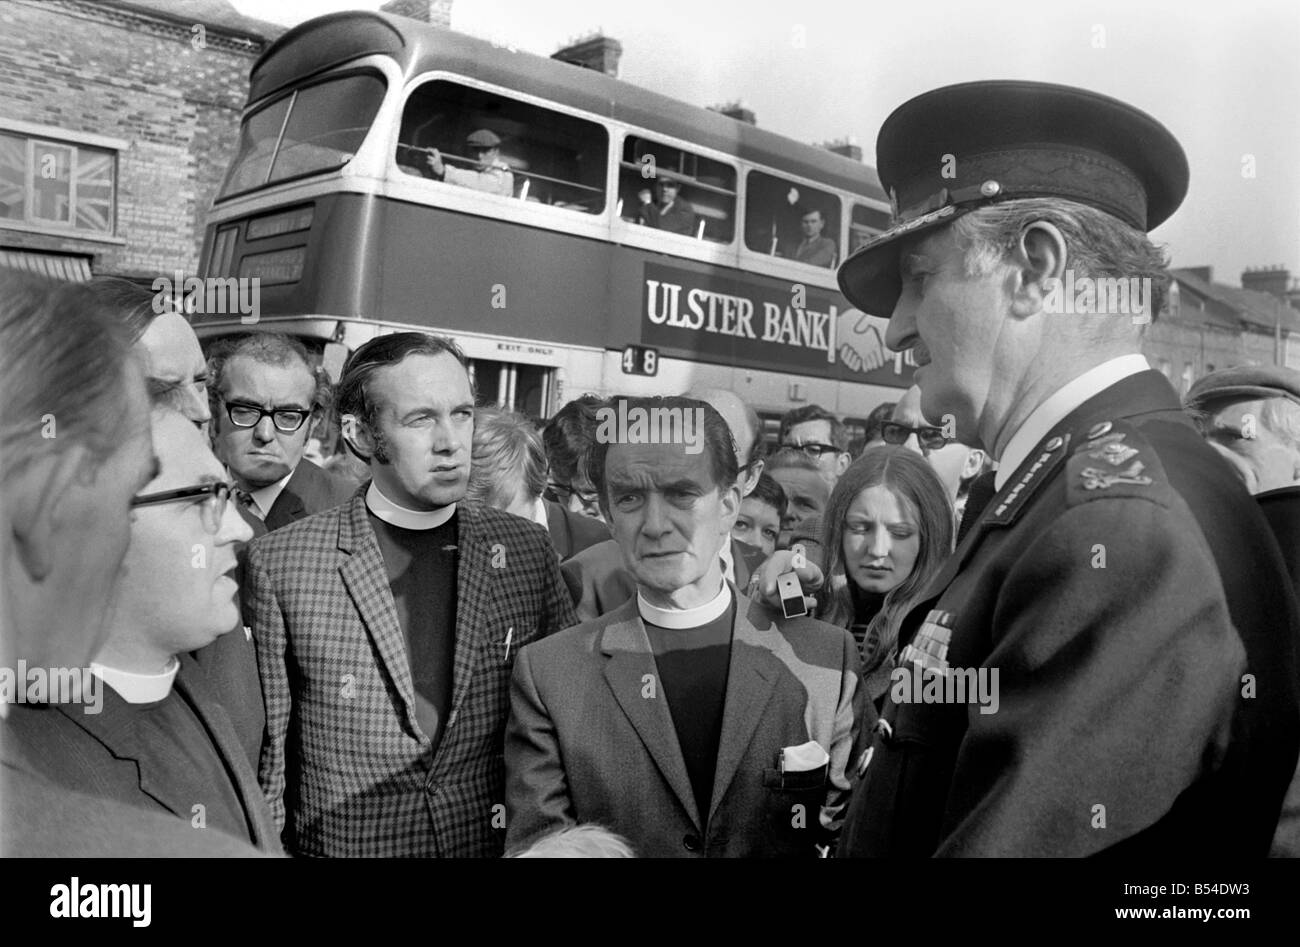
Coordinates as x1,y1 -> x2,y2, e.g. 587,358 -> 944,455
232,0 -> 1300,288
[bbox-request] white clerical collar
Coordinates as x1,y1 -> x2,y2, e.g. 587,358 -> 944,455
995,355 -> 1150,490
90,658 -> 179,704
637,582 -> 732,629
531,497 -> 549,531
247,469 -> 294,520
366,481 -> 456,530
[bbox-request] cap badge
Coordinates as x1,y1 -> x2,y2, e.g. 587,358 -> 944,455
979,180 -> 1001,198
1088,439 -> 1139,467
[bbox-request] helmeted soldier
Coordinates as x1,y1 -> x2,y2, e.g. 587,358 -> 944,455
834,80 -> 1300,857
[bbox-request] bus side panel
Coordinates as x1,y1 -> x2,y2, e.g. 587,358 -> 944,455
376,199 -> 615,346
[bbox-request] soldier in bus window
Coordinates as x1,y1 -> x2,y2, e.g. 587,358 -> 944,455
792,208 -> 837,268
425,128 -> 515,197
657,179 -> 697,235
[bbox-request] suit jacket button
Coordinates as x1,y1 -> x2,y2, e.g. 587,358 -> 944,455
682,834 -> 702,853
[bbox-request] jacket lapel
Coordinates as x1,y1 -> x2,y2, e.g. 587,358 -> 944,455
707,591 -> 778,824
336,492 -> 426,741
265,464 -> 309,530
447,503 -> 499,729
175,656 -> 278,850
600,599 -> 701,830
58,689 -> 187,820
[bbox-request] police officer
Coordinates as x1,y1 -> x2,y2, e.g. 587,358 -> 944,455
834,80 -> 1300,857
426,128 -> 515,197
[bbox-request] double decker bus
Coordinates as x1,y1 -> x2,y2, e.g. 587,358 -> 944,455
195,10 -> 915,434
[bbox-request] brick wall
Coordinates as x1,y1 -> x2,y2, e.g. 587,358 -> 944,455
0,0 -> 270,278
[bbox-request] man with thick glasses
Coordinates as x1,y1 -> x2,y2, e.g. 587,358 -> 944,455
778,404 -> 851,488
209,332 -> 352,534
4,407 -> 280,853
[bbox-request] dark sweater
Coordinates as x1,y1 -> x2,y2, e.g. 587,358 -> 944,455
368,511 -> 458,750
644,600 -> 735,824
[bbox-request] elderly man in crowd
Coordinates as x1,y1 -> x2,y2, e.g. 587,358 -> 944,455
836,80 -> 1298,858
247,332 -> 576,857
1186,365 -> 1300,856
0,274 -> 260,856
561,387 -> 768,621
505,396 -> 863,857
4,407 -> 279,853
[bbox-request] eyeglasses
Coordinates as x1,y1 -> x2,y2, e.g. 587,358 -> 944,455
223,399 -> 310,434
880,421 -> 950,451
783,442 -> 842,458
131,482 -> 233,535
547,482 -> 599,506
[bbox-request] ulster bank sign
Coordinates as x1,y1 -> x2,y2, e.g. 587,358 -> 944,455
640,262 -> 915,388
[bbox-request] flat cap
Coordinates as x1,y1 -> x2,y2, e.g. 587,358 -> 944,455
838,80 -> 1190,317
1185,365 -> 1300,411
466,128 -> 502,148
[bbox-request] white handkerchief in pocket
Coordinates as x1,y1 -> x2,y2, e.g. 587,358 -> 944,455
781,740 -> 829,773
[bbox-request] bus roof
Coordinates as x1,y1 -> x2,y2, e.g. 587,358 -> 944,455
249,11 -> 887,201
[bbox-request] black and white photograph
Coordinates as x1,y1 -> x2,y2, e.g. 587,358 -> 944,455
1,0 -> 1298,927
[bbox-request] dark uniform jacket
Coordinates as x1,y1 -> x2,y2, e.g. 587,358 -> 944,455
838,370 -> 1300,857
1257,484 -> 1300,856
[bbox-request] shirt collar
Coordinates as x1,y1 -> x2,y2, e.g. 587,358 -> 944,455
995,354 -> 1150,490
90,657 -> 179,704
247,469 -> 294,520
366,480 -> 456,530
531,497 -> 549,531
637,582 -> 732,630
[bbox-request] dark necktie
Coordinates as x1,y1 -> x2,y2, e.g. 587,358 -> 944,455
234,488 -> 268,538
956,470 -> 998,545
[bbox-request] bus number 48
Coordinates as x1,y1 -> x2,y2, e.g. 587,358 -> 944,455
622,345 -> 658,377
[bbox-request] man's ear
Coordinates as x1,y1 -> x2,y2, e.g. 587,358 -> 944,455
962,447 -> 987,481
720,482 -> 742,532
1010,221 -> 1068,319
339,414 -> 374,460
9,443 -> 93,582
740,459 -> 764,498
836,451 -> 851,477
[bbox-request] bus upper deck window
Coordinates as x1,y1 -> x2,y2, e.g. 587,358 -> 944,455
619,136 -> 736,243
744,170 -> 841,269
396,81 -> 608,214
219,72 -> 386,198
850,202 -> 892,253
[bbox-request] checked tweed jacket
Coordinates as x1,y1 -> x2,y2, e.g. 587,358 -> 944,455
246,488 -> 578,857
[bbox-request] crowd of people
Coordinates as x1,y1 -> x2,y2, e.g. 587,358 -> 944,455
2,78 -> 1299,859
